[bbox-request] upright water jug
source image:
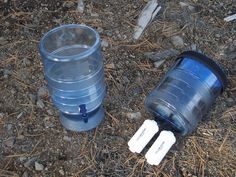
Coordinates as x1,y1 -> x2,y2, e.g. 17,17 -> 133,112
39,24 -> 106,131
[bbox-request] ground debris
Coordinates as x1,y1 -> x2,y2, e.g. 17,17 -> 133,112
37,86 -> 48,98
144,49 -> 179,62
36,99 -> 45,109
179,2 -> 195,11
77,0 -> 84,13
35,161 -> 44,171
171,35 -> 184,48
133,0 -> 161,39
224,14 -> 236,22
126,112 -> 142,120
3,137 -> 15,147
154,60 -> 165,68
63,1 -> 75,8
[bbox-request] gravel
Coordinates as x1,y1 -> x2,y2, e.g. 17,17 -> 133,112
144,49 -> 179,62
126,112 -> 142,120
3,137 -> 15,147
35,161 -> 44,171
226,97 -> 234,107
154,60 -> 166,68
22,171 -> 28,177
171,36 -> 184,48
37,86 -> 48,98
63,1 -> 75,8
28,93 -> 37,104
24,157 -> 37,168
63,136 -> 72,142
101,39 -> 109,48
36,99 -> 45,109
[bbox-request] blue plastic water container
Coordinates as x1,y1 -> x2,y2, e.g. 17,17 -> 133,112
145,51 -> 227,135
39,24 -> 106,131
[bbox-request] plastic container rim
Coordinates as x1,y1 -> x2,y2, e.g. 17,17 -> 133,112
39,24 -> 100,62
178,51 -> 228,92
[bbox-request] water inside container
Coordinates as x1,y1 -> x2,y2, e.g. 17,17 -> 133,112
47,45 -> 101,82
45,44 -> 105,113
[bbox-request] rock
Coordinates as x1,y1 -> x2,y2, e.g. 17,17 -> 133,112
171,36 -> 184,48
101,39 -> 109,48
63,136 -> 72,142
35,162 -> 44,171
123,76 -> 130,83
77,0 -> 84,13
28,94 -> 37,104
179,2 -> 188,8
19,156 -> 27,162
36,100 -> 45,109
106,63 -> 115,69
17,134 -> 24,140
4,137 -> 15,147
154,60 -> 165,68
144,49 -> 179,62
132,86 -> 142,95
226,97 -> 234,107
3,69 -> 11,78
44,117 -> 55,128
0,37 -> 8,45
0,112 -> 4,118
59,169 -> 65,176
37,86 -> 48,98
97,27 -> 104,33
91,12 -> 99,17
126,112 -> 142,120
6,123 -> 13,131
179,2 -> 195,11
24,157 -> 37,168
224,40 -> 236,60
22,58 -> 31,66
22,171 -> 28,177
191,44 -> 197,51
46,109 -> 54,116
17,112 -> 23,119
215,33 -> 220,38
11,88 -> 16,95
63,1 -> 75,8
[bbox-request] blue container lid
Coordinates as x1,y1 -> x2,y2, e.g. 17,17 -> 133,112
178,51 -> 228,92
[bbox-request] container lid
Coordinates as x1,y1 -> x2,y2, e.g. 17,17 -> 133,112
178,51 -> 228,92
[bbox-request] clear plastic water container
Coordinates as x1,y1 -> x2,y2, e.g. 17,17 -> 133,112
145,51 -> 227,135
39,24 -> 106,131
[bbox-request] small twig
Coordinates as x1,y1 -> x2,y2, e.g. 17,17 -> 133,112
153,159 -> 168,176
219,128 -> 231,152
105,111 -> 119,125
124,154 -> 137,165
24,132 -> 44,137
75,164 -> 93,176
122,19 -> 136,28
121,39 -> 148,48
6,140 -> 42,158
0,169 -> 19,177
106,71 -> 120,91
201,160 -> 205,177
15,23 -> 36,30
0,40 -> 26,49
3,157 -> 13,170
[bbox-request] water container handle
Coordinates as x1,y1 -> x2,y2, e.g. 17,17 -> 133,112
79,104 -> 88,123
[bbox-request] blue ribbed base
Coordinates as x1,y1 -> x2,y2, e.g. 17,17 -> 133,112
59,106 -> 105,132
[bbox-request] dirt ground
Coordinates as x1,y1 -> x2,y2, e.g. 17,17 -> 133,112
0,0 -> 236,176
